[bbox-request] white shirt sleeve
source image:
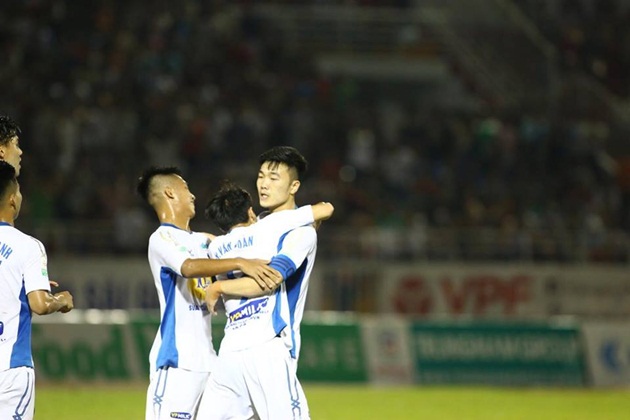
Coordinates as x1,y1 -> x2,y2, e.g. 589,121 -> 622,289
23,238 -> 51,294
264,205 -> 314,231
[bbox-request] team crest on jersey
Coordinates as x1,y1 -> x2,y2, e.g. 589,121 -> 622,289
188,277 -> 211,301
228,297 -> 269,324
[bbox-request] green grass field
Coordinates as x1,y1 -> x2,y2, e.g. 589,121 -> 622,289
35,383 -> 629,419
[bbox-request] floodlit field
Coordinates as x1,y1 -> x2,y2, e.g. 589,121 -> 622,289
35,383 -> 629,419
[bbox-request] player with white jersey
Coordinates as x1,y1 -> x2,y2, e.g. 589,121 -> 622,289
0,161 -> 74,420
208,202 -> 327,355
198,147 -> 330,420
137,167 -> 282,420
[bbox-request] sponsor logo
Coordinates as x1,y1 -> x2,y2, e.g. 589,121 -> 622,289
228,297 -> 269,323
600,340 -> 630,373
170,412 -> 192,419
0,321 -> 3,336
377,330 -> 400,358
188,277 -> 211,301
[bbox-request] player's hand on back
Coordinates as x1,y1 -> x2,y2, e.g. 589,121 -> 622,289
239,259 -> 283,290
204,283 -> 220,315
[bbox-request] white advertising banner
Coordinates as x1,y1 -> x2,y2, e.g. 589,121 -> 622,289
582,322 -> 630,387
378,264 -> 546,318
361,315 -> 414,384
48,257 -> 158,309
376,264 -> 630,319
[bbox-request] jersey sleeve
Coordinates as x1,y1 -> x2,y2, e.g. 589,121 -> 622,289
260,205 -> 315,236
23,238 -> 51,294
268,226 -> 316,279
279,205 -> 314,229
149,231 -> 191,276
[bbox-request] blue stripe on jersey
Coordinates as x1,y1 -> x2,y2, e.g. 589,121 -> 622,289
268,254 -> 295,338
270,230 -> 306,359
10,281 -> 33,368
271,288 -> 287,335
285,260 -> 307,359
156,267 -> 179,369
14,369 -> 34,419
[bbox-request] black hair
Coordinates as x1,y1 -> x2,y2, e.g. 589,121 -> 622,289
0,115 -> 21,146
0,160 -> 17,199
259,146 -> 308,179
205,180 -> 253,233
136,166 -> 182,202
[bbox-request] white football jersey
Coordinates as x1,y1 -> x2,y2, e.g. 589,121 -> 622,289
0,223 -> 51,371
208,205 -> 316,358
147,224 -> 216,374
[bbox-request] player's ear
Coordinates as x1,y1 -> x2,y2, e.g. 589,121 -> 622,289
247,207 -> 256,223
164,186 -> 175,199
289,180 -> 300,195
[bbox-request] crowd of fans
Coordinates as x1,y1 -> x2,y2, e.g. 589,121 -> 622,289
1,0 -> 629,261
515,0 -> 630,98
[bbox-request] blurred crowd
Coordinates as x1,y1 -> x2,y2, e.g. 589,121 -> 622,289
1,0 -> 629,259
515,0 -> 630,97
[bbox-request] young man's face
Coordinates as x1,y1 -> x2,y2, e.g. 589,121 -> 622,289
256,162 -> 299,212
0,136 -> 23,176
170,175 -> 196,219
13,183 -> 23,219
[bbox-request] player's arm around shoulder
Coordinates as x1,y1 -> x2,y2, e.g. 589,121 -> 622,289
204,269 -> 283,315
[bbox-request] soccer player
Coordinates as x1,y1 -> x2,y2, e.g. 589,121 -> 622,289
198,147 -> 325,420
0,115 -> 23,176
0,161 -> 74,420
136,167 -> 282,420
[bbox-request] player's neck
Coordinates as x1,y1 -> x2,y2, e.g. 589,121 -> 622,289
268,200 -> 297,214
229,220 -> 254,231
156,207 -> 191,231
0,211 -> 15,226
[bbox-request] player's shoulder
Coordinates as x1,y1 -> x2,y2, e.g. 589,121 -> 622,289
284,224 -> 317,241
149,224 -> 184,248
207,230 -> 231,254
3,226 -> 45,252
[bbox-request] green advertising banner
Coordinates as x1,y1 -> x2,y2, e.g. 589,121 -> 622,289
297,320 -> 368,382
32,313 -> 368,383
32,322 -> 144,381
411,322 -> 585,386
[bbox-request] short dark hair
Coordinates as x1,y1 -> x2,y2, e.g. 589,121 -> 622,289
0,115 -> 21,146
0,160 -> 17,199
136,166 -> 182,202
205,180 -> 252,233
259,146 -> 308,179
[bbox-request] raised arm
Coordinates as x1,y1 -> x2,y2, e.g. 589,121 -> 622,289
28,290 -> 74,315
311,202 -> 334,222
